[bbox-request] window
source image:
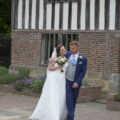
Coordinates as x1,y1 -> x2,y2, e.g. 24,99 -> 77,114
41,33 -> 78,64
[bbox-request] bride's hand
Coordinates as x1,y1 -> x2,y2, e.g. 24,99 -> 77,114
49,57 -> 55,63
57,65 -> 63,69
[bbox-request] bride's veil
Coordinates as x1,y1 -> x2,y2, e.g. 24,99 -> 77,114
47,48 -> 57,72
51,48 -> 57,58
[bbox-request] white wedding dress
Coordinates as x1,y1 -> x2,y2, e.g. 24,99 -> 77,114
29,62 -> 68,120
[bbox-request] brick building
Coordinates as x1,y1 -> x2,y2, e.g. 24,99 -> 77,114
10,0 -> 120,93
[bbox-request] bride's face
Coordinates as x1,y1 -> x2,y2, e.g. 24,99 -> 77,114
60,46 -> 66,56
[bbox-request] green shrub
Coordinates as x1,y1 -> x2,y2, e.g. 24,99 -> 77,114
13,79 -> 25,91
0,73 -> 17,84
13,67 -> 31,90
115,89 -> 120,102
0,67 -> 30,85
30,80 -> 45,92
18,67 -> 30,78
82,80 -> 89,86
0,67 -> 8,75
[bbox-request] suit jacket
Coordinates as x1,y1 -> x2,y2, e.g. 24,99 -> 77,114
66,51 -> 87,86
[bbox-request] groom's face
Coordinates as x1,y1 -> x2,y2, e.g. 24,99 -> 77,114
70,45 -> 79,54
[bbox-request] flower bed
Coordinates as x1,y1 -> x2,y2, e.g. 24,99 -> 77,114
0,66 -> 102,102
0,84 -> 41,97
106,93 -> 120,111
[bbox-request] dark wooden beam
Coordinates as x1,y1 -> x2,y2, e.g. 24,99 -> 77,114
95,0 -> 100,30
105,0 -> 110,30
86,0 -> 90,30
51,2 -> 55,29
115,0 -> 120,30
14,0 -> 19,29
36,0 -> 40,29
59,2 -> 63,29
77,0 -> 81,29
43,1 -> 47,29
68,2 -> 72,30
29,0 -> 32,29
11,0 -> 15,31
22,0 -> 25,29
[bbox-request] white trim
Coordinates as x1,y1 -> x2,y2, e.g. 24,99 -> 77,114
18,0 -> 23,29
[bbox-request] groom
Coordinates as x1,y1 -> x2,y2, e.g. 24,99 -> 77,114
65,41 -> 87,120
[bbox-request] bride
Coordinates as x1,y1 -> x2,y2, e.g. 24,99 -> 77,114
29,45 -> 68,120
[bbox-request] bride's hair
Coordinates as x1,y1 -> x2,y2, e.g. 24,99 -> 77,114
56,45 -> 63,57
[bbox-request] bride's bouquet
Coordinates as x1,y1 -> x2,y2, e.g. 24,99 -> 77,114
55,56 -> 67,72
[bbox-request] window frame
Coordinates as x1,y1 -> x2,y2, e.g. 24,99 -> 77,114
40,32 -> 78,65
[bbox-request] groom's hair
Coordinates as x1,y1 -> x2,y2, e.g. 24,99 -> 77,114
70,41 -> 79,46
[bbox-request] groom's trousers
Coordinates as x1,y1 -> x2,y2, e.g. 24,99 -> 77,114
66,79 -> 81,120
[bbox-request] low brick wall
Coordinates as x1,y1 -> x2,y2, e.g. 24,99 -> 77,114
0,84 -> 102,102
77,86 -> 102,103
106,93 -> 120,111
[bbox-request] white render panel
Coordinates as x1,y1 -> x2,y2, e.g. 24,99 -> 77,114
31,0 -> 36,29
25,0 -> 29,29
90,0 -> 95,30
81,0 -> 86,30
54,3 -> 60,30
99,0 -> 105,30
18,0 -> 23,29
39,0 -> 44,29
71,2 -> 77,30
46,4 -> 52,30
63,3 -> 69,30
109,0 -> 116,30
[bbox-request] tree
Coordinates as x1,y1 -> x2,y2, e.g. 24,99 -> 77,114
0,0 -> 11,34
0,0 -> 11,67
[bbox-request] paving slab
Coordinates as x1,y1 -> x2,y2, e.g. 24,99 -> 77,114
0,92 -> 120,120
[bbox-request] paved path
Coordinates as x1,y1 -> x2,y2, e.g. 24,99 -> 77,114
0,92 -> 120,120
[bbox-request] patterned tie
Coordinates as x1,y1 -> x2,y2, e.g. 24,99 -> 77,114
72,55 -> 76,64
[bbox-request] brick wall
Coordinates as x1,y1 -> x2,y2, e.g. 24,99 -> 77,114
77,86 -> 102,103
11,31 -> 42,66
11,31 -> 120,73
78,32 -> 120,74
107,93 -> 120,111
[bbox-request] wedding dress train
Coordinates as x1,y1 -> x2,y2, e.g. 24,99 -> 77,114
29,63 -> 68,120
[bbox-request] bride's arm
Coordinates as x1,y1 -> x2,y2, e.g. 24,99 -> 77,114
48,62 -> 62,71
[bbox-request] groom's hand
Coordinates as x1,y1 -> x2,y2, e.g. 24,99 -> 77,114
72,82 -> 78,88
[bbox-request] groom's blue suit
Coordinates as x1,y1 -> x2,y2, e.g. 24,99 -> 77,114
66,51 -> 87,120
